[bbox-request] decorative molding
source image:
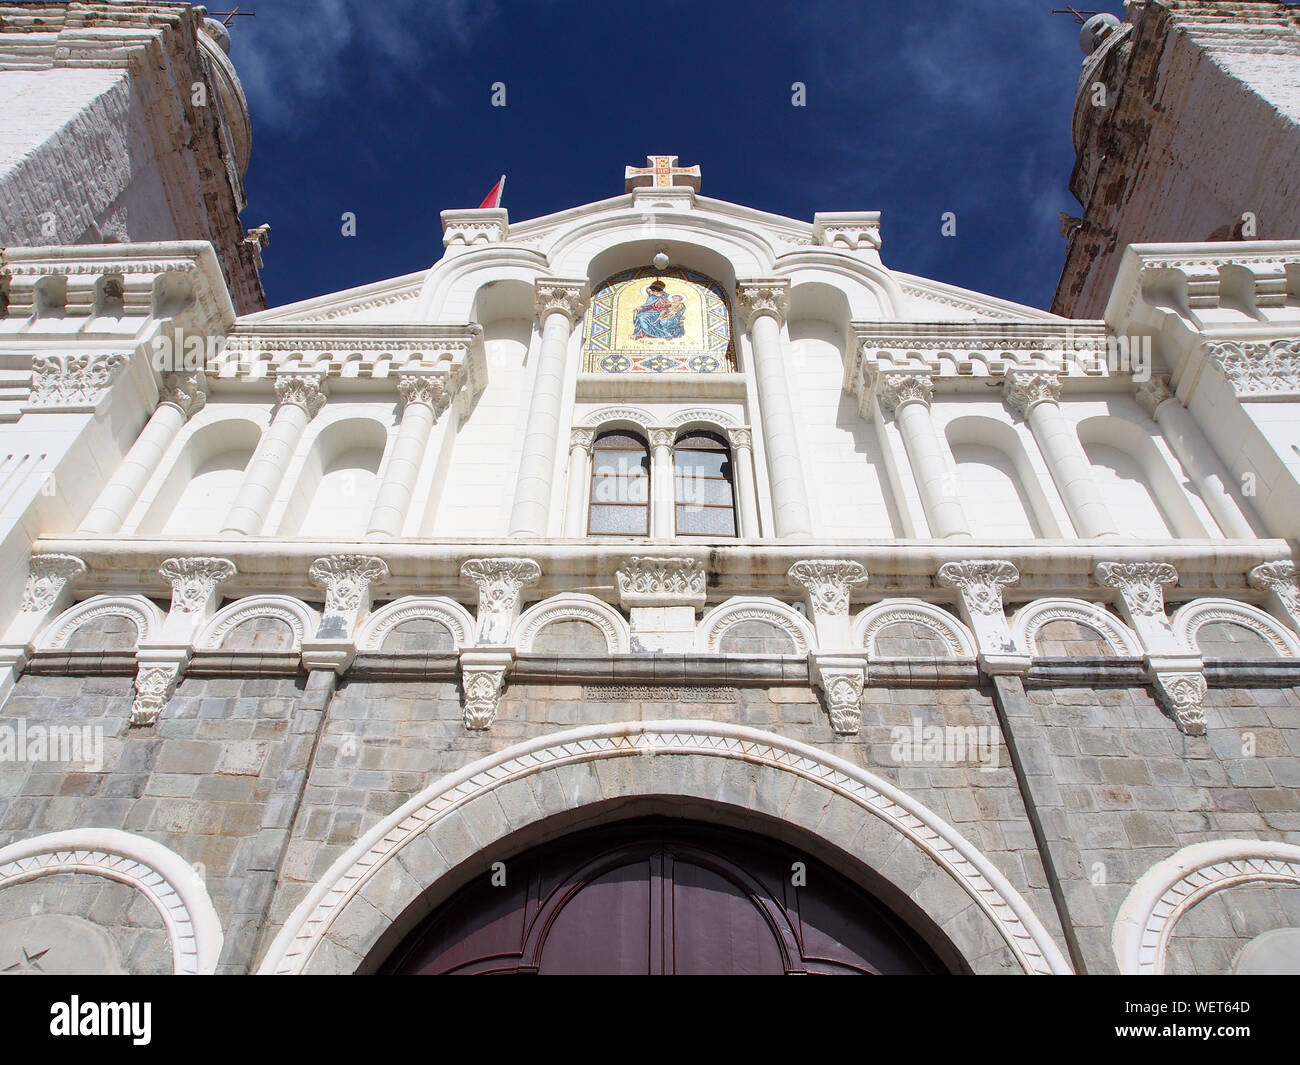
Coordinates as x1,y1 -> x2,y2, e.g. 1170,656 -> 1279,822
534,279 -> 588,323
459,650 -> 512,731
1114,840 -> 1300,975
582,405 -> 655,430
897,283 -> 1020,321
1003,369 -> 1062,417
130,662 -> 181,728
816,664 -> 866,735
440,208 -> 508,246
937,561 -> 1019,617
259,720 -> 1071,976
355,596 -> 475,652
853,599 -> 977,658
27,352 -> 130,408
812,212 -> 882,252
664,407 -> 739,429
0,829 -> 223,976
1170,599 -> 1300,658
616,556 -> 707,609
788,560 -> 868,619
197,595 -> 319,652
157,373 -> 208,419
695,597 -> 816,655
514,594 -> 630,655
460,558 -> 541,645
1151,670 -> 1208,736
873,370 -> 934,413
583,685 -> 739,703
1011,598 -> 1142,658
273,371 -> 327,418
20,554 -> 86,614
39,595 -> 163,651
1248,561 -> 1300,619
1095,562 -> 1178,618
1202,338 -> 1300,397
734,279 -> 790,326
309,555 -> 389,631
158,557 -> 236,615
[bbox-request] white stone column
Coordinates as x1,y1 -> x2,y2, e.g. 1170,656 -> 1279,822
1137,376 -> 1260,539
564,428 -> 594,536
509,279 -> 588,537
875,371 -> 970,539
80,373 -> 207,534
222,371 -> 327,536
649,427 -> 676,538
736,280 -> 811,537
367,370 -> 449,538
1004,370 -> 1117,539
727,426 -> 760,536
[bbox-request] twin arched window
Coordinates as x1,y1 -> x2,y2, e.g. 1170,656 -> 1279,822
587,428 -> 737,537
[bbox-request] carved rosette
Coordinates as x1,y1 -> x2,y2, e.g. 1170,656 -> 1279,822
462,663 -> 508,731
20,554 -> 86,613
157,373 -> 207,419
937,561 -> 1020,616
1153,671 -> 1208,736
788,560 -> 868,619
396,371 -> 451,418
159,557 -> 236,615
734,280 -> 790,326
130,663 -> 181,728
1134,375 -> 1175,420
274,372 -> 327,418
1248,561 -> 1300,619
309,555 -> 389,619
534,280 -> 588,324
616,556 -> 707,609
1003,370 -> 1062,418
461,558 -> 541,644
820,668 -> 865,735
1095,562 -> 1178,618
873,371 -> 934,413
28,352 -> 130,408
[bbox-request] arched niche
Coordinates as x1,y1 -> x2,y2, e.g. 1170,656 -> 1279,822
945,416 -> 1060,539
279,416 -> 388,538
135,417 -> 261,536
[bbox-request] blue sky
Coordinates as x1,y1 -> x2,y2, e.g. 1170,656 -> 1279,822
228,0 -> 1128,312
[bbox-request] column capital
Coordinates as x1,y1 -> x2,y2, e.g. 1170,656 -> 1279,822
20,553 -> 86,614
569,426 -> 596,453
937,560 -> 1019,616
396,368 -> 451,418
788,560 -> 868,620
461,557 -> 541,644
1249,560 -> 1299,612
274,370 -> 328,419
1135,374 -> 1176,420
1094,561 -> 1178,617
873,369 -> 934,413
309,554 -> 389,638
647,426 -> 676,450
534,278 -> 589,323
735,278 -> 790,326
726,425 -> 754,451
157,372 -> 208,419
1003,369 -> 1062,418
159,556 -> 237,616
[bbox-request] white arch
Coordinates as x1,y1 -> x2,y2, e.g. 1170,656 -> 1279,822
37,594 -> 164,651
696,596 -> 815,654
664,407 -> 739,429
513,592 -> 631,654
0,828 -> 223,975
1171,598 -> 1300,657
355,596 -> 476,652
1012,598 -> 1142,657
197,595 -> 320,652
853,599 -> 977,658
259,720 -> 1071,976
582,405 -> 655,433
1114,839 -> 1300,975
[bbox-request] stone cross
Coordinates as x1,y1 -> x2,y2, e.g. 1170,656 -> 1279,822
624,155 -> 702,192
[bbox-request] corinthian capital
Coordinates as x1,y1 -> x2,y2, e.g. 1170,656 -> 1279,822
21,554 -> 86,613
461,557 -> 541,644
159,557 -> 236,616
1134,374 -> 1175,421
1095,562 -> 1178,618
1003,370 -> 1062,417
274,371 -> 328,418
397,369 -> 451,418
309,555 -> 389,636
873,370 -> 933,413
937,560 -> 1019,616
157,373 -> 208,419
735,279 -> 790,326
534,279 -> 589,323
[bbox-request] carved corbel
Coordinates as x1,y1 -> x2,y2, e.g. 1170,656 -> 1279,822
937,560 -> 1028,674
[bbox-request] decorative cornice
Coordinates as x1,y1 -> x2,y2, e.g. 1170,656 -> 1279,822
1202,338 -> 1300,397
158,557 -> 236,614
273,371 -> 327,418
20,554 -> 86,614
1003,370 -> 1062,417
440,208 -> 509,247
788,560 -> 869,618
734,279 -> 790,326
937,561 -> 1020,616
157,373 -> 207,419
616,556 -> 707,609
812,212 -> 882,252
1135,374 -> 1175,420
534,279 -> 588,323
873,370 -> 934,413
1095,562 -> 1178,617
27,353 -> 130,408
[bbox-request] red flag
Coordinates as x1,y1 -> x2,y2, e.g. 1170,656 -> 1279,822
477,175 -> 505,209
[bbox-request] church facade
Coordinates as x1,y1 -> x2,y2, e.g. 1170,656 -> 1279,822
1,5 -> 1300,977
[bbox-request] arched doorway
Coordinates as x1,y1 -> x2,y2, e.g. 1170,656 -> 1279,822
379,818 -> 954,975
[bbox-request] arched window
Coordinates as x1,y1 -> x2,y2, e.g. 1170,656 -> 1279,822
674,430 -> 737,536
588,429 -> 650,535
